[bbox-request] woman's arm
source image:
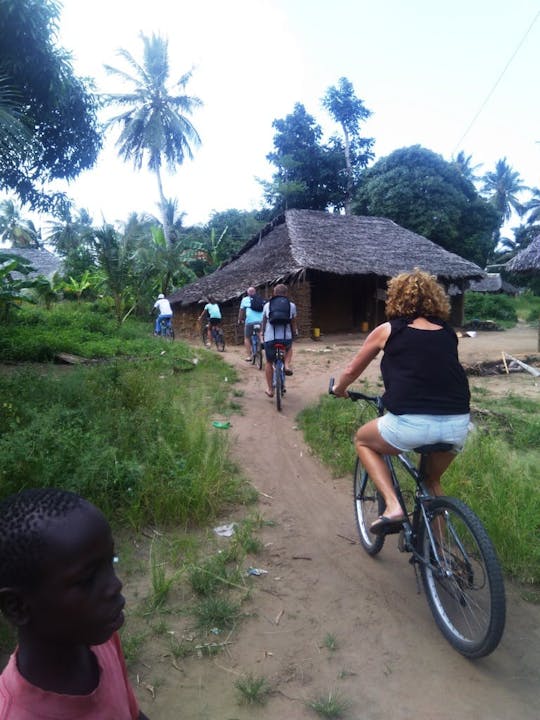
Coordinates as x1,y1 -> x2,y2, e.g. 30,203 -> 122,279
332,323 -> 390,396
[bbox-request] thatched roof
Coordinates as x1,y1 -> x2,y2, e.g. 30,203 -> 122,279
169,210 -> 485,306
6,247 -> 62,278
468,273 -> 519,295
505,235 -> 540,273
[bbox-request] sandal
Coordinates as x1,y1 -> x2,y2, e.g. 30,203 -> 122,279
264,390 -> 274,398
369,515 -> 406,536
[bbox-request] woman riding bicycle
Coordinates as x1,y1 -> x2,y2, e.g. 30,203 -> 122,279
332,269 -> 471,535
198,296 -> 222,347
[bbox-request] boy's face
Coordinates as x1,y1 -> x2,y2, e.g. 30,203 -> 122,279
24,504 -> 125,647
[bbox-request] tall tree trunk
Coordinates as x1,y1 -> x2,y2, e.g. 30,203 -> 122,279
155,165 -> 171,247
342,124 -> 352,215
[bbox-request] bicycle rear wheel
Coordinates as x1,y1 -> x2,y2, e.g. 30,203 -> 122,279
419,496 -> 505,658
214,329 -> 225,352
353,458 -> 385,555
274,361 -> 283,411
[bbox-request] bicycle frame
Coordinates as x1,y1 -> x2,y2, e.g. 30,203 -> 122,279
331,380 -> 459,571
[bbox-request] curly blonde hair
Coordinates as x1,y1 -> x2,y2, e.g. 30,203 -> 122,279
385,269 -> 450,320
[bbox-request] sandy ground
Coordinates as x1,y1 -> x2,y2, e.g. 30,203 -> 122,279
138,324 -> 540,720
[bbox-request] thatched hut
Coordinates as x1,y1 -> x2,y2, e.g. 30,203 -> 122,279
168,210 -> 485,342
7,247 -> 62,278
506,234 -> 540,350
468,273 -> 519,296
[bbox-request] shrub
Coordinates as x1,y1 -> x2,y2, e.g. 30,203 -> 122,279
464,293 -> 517,324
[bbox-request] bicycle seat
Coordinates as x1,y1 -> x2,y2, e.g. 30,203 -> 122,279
413,442 -> 454,454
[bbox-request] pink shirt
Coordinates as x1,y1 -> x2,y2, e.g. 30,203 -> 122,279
0,633 -> 139,719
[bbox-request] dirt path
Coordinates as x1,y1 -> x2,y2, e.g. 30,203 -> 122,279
146,325 -> 540,720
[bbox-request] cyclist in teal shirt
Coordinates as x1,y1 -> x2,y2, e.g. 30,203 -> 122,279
198,297 -> 222,347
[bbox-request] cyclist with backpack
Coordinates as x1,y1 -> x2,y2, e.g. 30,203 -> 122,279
238,286 -> 265,361
259,284 -> 297,397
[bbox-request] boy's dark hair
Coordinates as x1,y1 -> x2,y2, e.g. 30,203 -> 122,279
0,488 -> 85,590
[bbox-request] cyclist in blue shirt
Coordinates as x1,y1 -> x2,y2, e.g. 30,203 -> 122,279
238,287 -> 264,361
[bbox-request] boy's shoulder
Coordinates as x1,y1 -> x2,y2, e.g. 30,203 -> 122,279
0,634 -> 138,719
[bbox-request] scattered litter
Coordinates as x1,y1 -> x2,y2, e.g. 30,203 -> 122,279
160,350 -> 166,356
292,555 -> 312,561
213,523 -> 236,537
502,352 -> 540,377
192,358 -> 199,365
246,567 -> 268,576
275,609 -> 284,625
212,420 -> 230,429
210,627 -> 221,635
463,354 -> 540,376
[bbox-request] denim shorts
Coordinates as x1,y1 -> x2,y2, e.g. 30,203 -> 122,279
377,412 -> 471,452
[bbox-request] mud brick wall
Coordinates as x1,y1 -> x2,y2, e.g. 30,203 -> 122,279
172,278 -> 313,345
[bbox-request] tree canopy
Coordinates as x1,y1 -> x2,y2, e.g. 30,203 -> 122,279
0,0 -> 101,211
263,79 -> 374,216
354,146 -> 500,267
322,77 -> 374,213
262,103 -> 345,213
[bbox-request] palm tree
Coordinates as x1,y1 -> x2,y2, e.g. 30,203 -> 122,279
451,151 -> 482,184
523,187 -> 540,225
481,158 -> 528,224
103,33 -> 202,247
0,199 -> 40,248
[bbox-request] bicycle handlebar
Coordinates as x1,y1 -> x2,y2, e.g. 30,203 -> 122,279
328,377 -> 383,408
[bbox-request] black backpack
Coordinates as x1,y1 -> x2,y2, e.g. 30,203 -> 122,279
268,295 -> 291,326
250,293 -> 265,312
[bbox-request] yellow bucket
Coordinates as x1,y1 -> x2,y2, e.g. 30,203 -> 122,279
313,327 -> 321,339
361,321 -> 369,333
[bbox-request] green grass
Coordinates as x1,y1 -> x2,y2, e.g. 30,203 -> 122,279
0,332 -> 249,528
193,596 -> 241,632
235,673 -> 271,705
299,385 -> 540,587
308,690 -> 350,718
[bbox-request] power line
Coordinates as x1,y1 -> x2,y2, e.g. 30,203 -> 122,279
452,9 -> 540,155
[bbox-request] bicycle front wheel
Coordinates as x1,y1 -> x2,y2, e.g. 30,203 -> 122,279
419,497 -> 505,658
353,458 -> 385,555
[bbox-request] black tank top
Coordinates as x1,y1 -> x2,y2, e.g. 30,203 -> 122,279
381,318 -> 470,415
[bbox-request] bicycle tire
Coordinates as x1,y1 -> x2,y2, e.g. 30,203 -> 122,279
419,496 -> 505,658
353,458 -> 385,555
256,348 -> 263,370
214,329 -> 225,352
274,361 -> 282,411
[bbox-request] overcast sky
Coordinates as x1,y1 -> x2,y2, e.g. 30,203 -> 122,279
44,0 -> 540,227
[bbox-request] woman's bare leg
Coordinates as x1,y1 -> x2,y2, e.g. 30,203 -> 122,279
424,451 -> 455,496
355,419 -> 403,519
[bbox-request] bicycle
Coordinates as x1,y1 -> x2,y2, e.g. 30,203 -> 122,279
201,322 -> 225,352
273,342 -> 287,411
329,379 -> 506,658
157,316 -> 175,340
250,323 -> 263,370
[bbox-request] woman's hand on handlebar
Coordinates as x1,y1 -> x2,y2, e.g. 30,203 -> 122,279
328,377 -> 348,398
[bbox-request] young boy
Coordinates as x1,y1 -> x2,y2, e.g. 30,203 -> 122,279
0,488 -> 150,719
